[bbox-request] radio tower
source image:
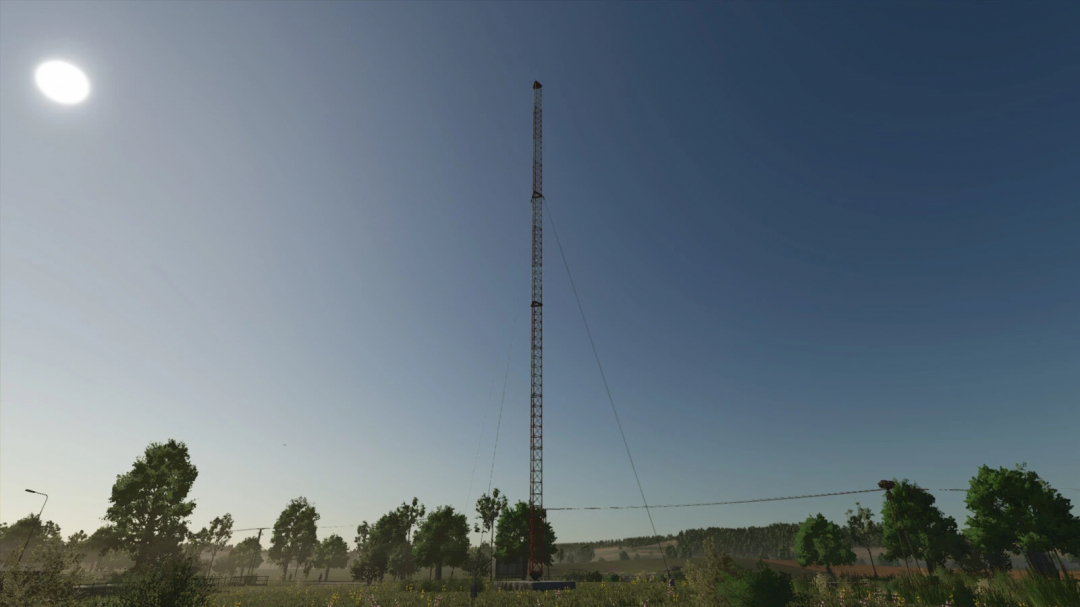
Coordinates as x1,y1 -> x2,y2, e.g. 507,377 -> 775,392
528,80 -> 545,582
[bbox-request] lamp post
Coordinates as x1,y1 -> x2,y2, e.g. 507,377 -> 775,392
16,489 -> 49,565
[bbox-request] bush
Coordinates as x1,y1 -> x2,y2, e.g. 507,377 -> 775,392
106,555 -> 212,607
716,562 -> 794,607
562,569 -> 603,582
0,541 -> 83,606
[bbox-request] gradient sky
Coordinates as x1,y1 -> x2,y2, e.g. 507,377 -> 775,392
2,2 -> 1078,546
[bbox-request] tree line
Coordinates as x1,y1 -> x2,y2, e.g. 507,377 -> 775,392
1,439 -> 560,585
675,523 -> 802,560
791,467 -> 1080,578
6,440 -> 1076,585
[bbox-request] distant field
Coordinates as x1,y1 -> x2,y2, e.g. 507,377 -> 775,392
549,556 -> 806,579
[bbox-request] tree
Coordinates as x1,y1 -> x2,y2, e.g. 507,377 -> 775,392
461,543 -> 492,579
618,549 -> 631,561
66,530 -> 88,551
194,514 -> 233,576
354,521 -> 371,553
84,526 -> 122,573
350,504 -> 420,584
881,479 -> 965,575
104,439 -> 199,570
313,534 -> 350,582
414,506 -> 470,580
396,498 -> 426,544
475,489 -> 508,583
212,548 -> 240,576
794,514 -> 855,575
493,501 -> 557,580
268,497 -> 320,581
233,536 -> 264,577
964,464 -> 1080,577
0,514 -> 63,559
388,541 -> 417,580
576,544 -> 595,563
846,502 -> 882,578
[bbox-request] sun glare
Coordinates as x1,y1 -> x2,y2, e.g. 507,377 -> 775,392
35,60 -> 91,105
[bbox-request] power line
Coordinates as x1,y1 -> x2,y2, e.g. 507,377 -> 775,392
545,201 -> 670,575
227,486 -> 1071,533
545,488 -> 998,512
464,313 -> 518,523
547,489 -> 888,511
487,316 -> 519,498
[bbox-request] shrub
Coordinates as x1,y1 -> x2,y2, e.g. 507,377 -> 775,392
107,555 -> 212,607
716,562 -> 794,607
0,541 -> 83,606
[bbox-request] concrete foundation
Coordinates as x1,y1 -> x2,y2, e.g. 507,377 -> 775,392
494,580 -> 577,592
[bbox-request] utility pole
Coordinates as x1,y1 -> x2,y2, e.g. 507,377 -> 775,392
528,80 -> 545,582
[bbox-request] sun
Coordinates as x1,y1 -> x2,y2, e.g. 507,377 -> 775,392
35,60 -> 91,105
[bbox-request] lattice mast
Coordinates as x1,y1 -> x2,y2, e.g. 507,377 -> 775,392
528,80 -> 545,581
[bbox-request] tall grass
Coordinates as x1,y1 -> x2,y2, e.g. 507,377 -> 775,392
204,580 -> 683,607
797,570 -> 1080,607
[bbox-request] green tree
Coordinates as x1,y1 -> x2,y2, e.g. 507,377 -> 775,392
84,525 -> 122,573
619,549 -> 631,561
794,514 -> 855,575
414,505 -> 470,580
212,547 -> 240,576
493,501 -> 556,580
104,439 -> 198,570
268,497 -> 320,581
313,534 -> 350,582
66,530 -> 87,550
350,504 -> 421,584
664,544 -> 678,560
194,513 -> 233,576
846,502 -> 882,578
964,463 -> 1080,577
396,498 -> 426,544
475,489 -> 508,583
233,536 -> 264,578
576,544 -> 596,563
461,543 -> 492,579
881,479 -> 966,575
388,541 -> 417,580
0,513 -> 63,560
354,521 -> 371,553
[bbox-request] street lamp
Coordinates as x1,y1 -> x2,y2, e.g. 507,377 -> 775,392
16,489 -> 49,565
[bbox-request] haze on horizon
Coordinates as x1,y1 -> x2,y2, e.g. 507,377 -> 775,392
1,1 -> 1077,545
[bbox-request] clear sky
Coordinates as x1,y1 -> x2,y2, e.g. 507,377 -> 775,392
2,2 -> 1078,546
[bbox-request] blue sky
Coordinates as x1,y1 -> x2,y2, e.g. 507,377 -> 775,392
1,2 -> 1077,545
